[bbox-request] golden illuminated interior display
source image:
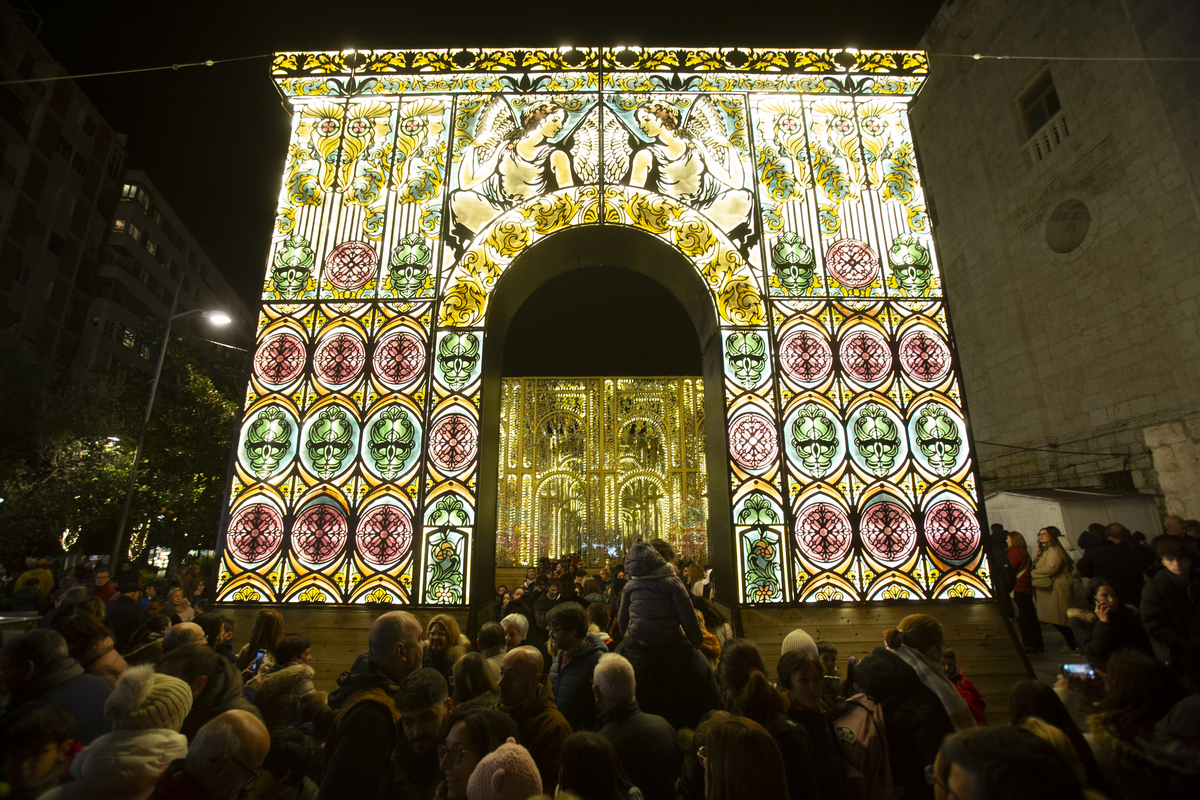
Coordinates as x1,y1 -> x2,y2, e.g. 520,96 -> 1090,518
496,378 -> 707,568
217,46 -> 989,607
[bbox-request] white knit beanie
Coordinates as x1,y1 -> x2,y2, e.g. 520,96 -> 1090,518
781,628 -> 818,657
105,665 -> 193,731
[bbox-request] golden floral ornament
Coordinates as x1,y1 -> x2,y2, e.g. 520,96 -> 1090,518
232,585 -> 262,602
365,587 -> 393,603
297,586 -> 328,602
946,583 -> 975,599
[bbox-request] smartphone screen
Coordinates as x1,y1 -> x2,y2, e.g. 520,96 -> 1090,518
249,650 -> 266,676
1061,663 -> 1098,681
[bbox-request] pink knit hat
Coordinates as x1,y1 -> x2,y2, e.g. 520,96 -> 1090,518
466,737 -> 542,800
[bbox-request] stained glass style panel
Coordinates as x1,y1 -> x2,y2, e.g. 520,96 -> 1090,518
218,47 -> 984,606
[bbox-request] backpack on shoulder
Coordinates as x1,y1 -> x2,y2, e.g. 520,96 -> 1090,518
833,692 -> 904,800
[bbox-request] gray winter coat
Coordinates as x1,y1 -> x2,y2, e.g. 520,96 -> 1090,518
549,632 -> 608,731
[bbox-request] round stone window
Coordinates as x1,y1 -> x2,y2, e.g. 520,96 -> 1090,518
1045,199 -> 1091,253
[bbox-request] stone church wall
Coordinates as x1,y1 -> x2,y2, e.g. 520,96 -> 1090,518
913,0 -> 1200,517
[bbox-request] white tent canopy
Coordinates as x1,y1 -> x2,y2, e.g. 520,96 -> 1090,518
984,488 -> 1162,553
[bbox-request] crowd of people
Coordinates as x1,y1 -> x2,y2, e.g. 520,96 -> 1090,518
0,523 -> 1195,800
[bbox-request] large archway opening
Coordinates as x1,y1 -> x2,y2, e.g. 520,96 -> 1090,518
470,226 -> 736,609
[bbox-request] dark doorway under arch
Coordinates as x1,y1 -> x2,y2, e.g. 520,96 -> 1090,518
469,225 -> 735,621
503,266 -> 703,376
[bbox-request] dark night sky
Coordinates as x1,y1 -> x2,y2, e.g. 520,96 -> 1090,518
26,0 -> 946,314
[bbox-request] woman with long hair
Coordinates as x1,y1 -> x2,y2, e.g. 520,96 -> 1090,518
556,731 -> 639,800
1007,531 -> 1043,653
1087,648 -> 1189,798
1031,526 -> 1077,650
718,639 -> 820,800
423,613 -> 469,682
852,614 -> 974,800
1008,679 -> 1108,792
703,716 -> 789,800
435,707 -> 517,800
691,594 -> 733,645
236,608 -> 285,672
777,649 -> 851,800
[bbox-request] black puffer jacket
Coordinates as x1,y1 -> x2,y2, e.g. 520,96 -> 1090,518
180,655 -> 263,741
1139,567 -> 1200,675
854,646 -> 954,800
548,632 -> 608,731
618,541 -> 703,647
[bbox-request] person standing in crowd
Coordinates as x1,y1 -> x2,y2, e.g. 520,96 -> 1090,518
987,523 -> 1015,619
320,610 -> 422,800
941,646 -> 986,726
1150,514 -> 1187,553
53,613 -> 128,688
88,569 -> 115,604
1007,680 -> 1109,793
156,644 -> 262,741
618,540 -> 703,649
1031,526 -> 1077,651
235,609 -> 284,673
1084,649 -> 1190,800
246,729 -> 319,800
388,669 -> 452,800
17,559 -> 56,596
496,645 -> 570,791
149,710 -> 270,800
500,613 -> 529,653
1071,578 -> 1154,670
1076,523 -> 1153,608
702,716 -> 789,800
1005,531 -> 1042,653
476,622 -> 506,682
556,732 -> 642,800
436,708 -> 517,800
13,579 -> 46,613
166,588 -> 194,624
1140,536 -> 1200,688
853,614 -> 974,800
691,595 -> 733,645
39,586 -> 88,631
105,584 -> 145,654
718,639 -> 820,800
774,649 -> 851,800
593,653 -> 679,800
254,637 -> 316,732
0,630 -> 112,753
424,614 -> 470,683
0,705 -> 76,800
931,726 -> 1087,800
41,665 -> 193,800
452,652 -> 499,710
464,737 -> 541,800
547,603 -> 607,732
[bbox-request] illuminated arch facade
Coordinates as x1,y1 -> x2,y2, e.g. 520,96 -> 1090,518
218,47 -> 990,606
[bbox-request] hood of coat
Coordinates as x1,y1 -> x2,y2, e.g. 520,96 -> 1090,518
328,655 -> 398,710
69,729 -> 189,792
257,663 -> 316,706
195,653 -> 249,716
561,632 -> 607,665
625,540 -> 673,578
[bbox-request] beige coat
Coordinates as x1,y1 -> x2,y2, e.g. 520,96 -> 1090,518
1031,546 -> 1072,626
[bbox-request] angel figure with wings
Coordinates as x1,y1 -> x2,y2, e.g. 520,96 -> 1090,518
627,98 -> 756,255
448,99 -> 574,257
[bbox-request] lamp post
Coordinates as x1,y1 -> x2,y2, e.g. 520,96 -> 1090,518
110,285 -> 231,567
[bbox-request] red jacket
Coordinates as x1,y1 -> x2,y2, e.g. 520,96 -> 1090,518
1007,546 -> 1033,595
951,670 -> 987,726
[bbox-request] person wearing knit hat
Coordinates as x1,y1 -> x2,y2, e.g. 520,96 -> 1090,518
780,628 -> 818,657
466,737 -> 541,800
39,665 -> 192,800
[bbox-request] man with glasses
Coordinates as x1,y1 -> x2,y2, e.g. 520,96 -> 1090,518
150,709 -> 269,799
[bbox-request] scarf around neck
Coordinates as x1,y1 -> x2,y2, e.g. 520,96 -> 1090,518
889,644 -> 976,731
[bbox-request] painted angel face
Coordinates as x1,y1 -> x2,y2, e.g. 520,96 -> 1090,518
538,109 -> 567,138
636,108 -> 664,137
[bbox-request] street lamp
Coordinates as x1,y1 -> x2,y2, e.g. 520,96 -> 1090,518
110,285 -> 231,568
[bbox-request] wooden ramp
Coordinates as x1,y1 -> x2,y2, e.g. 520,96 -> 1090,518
214,606 -> 468,693
740,601 -> 1031,726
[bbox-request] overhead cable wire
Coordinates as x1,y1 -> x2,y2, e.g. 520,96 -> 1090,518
931,52 -> 1200,63
975,440 -> 1138,458
0,53 -> 274,86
